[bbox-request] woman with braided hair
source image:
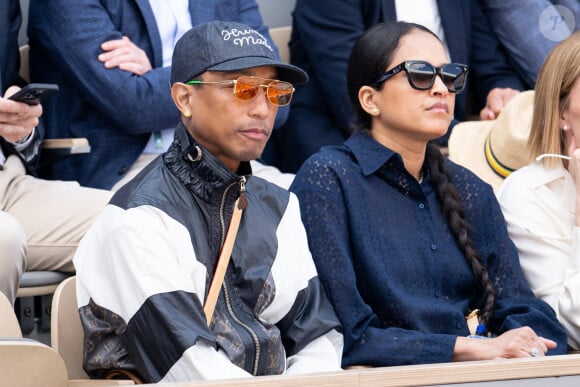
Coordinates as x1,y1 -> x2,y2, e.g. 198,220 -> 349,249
290,21 -> 566,367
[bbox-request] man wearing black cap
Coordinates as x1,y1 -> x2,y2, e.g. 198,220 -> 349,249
73,21 -> 343,383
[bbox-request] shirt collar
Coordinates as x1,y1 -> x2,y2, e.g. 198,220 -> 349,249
344,132 -> 400,176
524,160 -> 575,208
343,132 -> 433,196
525,160 -> 569,189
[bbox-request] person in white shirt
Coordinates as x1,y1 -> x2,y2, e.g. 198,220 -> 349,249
497,31 -> 580,350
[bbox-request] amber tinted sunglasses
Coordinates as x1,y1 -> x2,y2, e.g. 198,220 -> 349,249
186,75 -> 295,106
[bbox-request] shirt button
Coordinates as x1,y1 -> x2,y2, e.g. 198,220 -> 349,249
456,323 -> 463,329
418,203 -> 425,209
118,166 -> 128,175
430,244 -> 437,250
434,291 -> 440,298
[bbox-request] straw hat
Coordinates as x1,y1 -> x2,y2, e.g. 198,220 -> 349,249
448,90 -> 535,191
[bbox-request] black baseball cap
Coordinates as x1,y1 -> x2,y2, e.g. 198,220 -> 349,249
170,21 -> 308,85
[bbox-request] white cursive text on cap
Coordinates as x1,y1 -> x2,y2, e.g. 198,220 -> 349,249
222,28 -> 273,51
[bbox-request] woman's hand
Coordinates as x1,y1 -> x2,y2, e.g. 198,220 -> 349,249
454,326 -> 557,361
565,130 -> 580,180
564,130 -> 580,225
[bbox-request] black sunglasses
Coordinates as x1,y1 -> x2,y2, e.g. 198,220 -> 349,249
373,60 -> 468,93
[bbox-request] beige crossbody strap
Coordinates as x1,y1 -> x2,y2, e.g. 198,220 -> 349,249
203,197 -> 244,326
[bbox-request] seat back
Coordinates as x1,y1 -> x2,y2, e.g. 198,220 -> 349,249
0,292 -> 22,337
0,339 -> 69,387
51,276 -> 88,379
51,277 -> 135,385
269,26 -> 292,63
19,44 -> 30,82
16,271 -> 72,335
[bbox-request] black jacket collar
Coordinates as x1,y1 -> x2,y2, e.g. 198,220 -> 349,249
163,121 -> 251,203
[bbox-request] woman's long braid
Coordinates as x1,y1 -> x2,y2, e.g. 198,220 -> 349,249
426,143 -> 496,326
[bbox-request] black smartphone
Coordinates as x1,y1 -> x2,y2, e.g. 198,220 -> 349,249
9,83 -> 59,105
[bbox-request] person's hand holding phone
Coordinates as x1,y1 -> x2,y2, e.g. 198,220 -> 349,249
0,86 -> 43,143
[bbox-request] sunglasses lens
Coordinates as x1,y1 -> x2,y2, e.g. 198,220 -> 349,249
406,62 -> 467,93
407,62 -> 436,90
234,77 -> 294,106
441,65 -> 467,92
234,77 -> 260,100
267,81 -> 294,106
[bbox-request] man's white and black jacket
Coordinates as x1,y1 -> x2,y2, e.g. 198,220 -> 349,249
73,122 -> 343,383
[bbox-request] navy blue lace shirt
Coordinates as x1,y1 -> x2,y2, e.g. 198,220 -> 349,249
290,132 -> 567,367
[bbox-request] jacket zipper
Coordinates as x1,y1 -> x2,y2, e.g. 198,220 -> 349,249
217,176 -> 260,374
218,176 -> 247,245
222,282 -> 261,375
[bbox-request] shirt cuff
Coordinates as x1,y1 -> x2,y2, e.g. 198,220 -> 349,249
11,127 -> 36,150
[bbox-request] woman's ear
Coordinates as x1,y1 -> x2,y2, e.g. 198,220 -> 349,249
560,116 -> 570,132
560,96 -> 573,130
171,83 -> 193,117
358,86 -> 380,116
